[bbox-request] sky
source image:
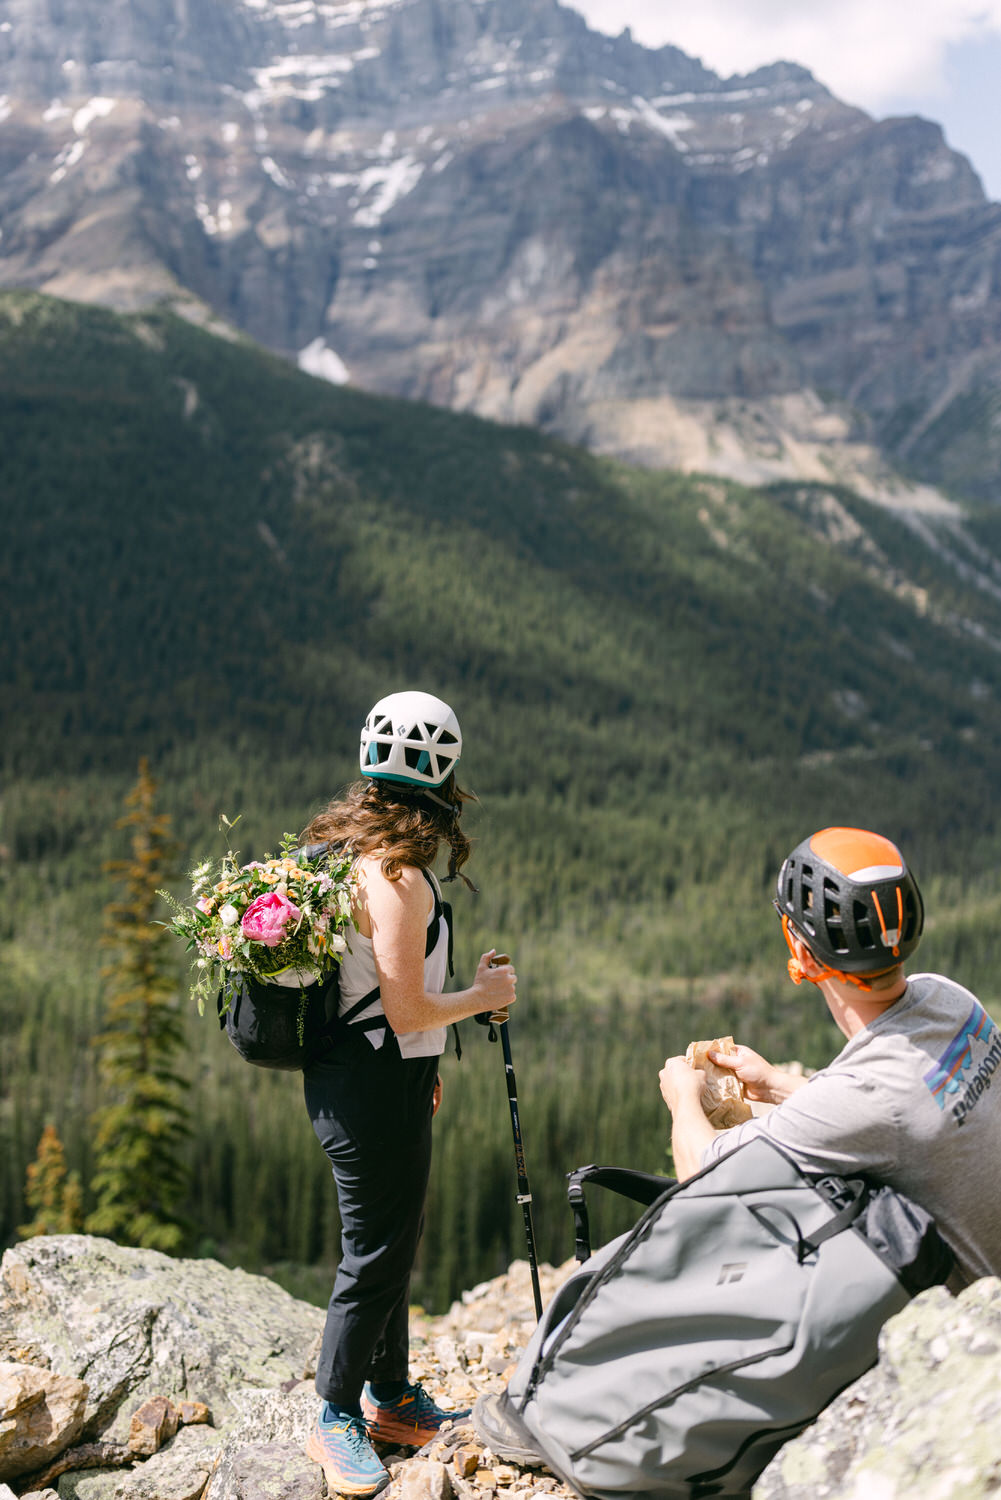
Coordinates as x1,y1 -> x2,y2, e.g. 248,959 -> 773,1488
567,0 -> 1001,202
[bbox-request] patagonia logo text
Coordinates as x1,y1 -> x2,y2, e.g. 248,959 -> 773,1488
922,1003 -> 1000,1123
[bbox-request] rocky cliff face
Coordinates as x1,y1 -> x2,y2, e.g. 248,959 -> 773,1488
1,0 -> 1000,500
0,1235 -> 999,1500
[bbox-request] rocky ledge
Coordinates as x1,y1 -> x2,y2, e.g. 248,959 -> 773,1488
0,1236 -> 998,1500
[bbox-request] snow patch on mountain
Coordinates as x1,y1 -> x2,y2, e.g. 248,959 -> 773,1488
262,155 -> 296,189
298,338 -> 350,383
351,155 -> 425,226
237,0 -> 409,27
195,199 -> 234,236
632,97 -> 695,146
248,46 -> 380,103
50,139 -> 86,184
73,96 -> 115,134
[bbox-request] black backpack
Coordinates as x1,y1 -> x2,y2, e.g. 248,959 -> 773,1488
218,854 -> 452,1070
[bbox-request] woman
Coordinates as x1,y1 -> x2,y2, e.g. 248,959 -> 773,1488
301,690 -> 517,1498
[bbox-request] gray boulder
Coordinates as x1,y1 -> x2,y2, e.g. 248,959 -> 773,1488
754,1276 -> 1001,1498
0,1237 -> 323,1442
203,1442 -> 323,1500
201,1385 -> 318,1500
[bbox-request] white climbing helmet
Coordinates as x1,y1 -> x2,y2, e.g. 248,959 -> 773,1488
360,691 -> 462,789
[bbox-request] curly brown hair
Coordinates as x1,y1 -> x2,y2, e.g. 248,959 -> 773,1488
301,773 -> 477,890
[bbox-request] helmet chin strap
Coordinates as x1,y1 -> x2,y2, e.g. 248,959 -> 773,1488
780,915 -> 885,993
368,777 -> 459,815
420,786 -> 459,814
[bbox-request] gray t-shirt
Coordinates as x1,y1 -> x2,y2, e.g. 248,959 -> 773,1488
703,973 -> 1001,1286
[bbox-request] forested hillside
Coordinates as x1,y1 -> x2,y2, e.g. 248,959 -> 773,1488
3,290 -> 1001,1306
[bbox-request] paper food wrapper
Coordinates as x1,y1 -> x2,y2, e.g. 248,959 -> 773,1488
685,1035 -> 753,1129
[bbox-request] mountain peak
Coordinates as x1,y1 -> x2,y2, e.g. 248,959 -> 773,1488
0,0 -> 998,501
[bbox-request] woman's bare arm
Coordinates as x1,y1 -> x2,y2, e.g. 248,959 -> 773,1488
358,860 -> 516,1033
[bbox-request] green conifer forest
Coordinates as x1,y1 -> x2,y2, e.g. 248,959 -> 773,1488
3,290 -> 1001,1308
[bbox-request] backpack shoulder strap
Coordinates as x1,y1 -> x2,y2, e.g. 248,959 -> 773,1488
567,1165 -> 678,1262
420,867 -> 459,1056
420,868 -> 454,973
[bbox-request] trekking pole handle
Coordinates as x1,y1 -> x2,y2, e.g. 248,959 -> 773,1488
487,952 -> 513,1022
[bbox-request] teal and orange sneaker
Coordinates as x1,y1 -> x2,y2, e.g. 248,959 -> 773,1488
362,1382 -> 471,1446
304,1411 -> 390,1496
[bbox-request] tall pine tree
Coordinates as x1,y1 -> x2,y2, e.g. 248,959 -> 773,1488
19,1124 -> 83,1237
86,760 -> 189,1252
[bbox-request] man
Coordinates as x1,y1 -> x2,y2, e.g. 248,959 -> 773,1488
660,825 -> 1001,1287
474,825 -> 1001,1462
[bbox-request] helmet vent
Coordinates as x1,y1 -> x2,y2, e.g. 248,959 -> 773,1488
438,730 -> 458,745
823,881 -> 847,952
853,900 -> 876,950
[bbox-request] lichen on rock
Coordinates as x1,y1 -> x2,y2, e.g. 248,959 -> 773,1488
0,1236 -> 323,1441
753,1276 -> 1001,1499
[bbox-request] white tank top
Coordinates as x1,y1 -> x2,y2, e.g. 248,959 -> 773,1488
338,866 -> 449,1060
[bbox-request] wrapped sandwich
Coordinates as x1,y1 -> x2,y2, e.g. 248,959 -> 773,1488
685,1035 -> 753,1129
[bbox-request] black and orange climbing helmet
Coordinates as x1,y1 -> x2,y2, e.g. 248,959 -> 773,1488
775,827 -> 924,983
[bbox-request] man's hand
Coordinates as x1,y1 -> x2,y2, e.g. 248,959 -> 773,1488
706,1044 -> 808,1104
659,1055 -> 706,1113
659,1054 -> 717,1181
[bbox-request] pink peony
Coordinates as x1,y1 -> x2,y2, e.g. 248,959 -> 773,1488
241,891 -> 302,948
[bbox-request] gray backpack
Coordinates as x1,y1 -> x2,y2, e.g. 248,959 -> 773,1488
501,1136 -> 953,1500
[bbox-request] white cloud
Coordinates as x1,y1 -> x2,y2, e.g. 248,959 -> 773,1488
567,0 -> 1001,110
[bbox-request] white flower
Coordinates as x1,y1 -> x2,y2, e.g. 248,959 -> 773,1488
329,933 -> 347,952
219,903 -> 239,927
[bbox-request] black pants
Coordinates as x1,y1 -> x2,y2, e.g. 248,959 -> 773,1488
303,1027 -> 439,1408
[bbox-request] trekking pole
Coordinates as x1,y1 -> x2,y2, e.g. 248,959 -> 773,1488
490,955 -> 544,1320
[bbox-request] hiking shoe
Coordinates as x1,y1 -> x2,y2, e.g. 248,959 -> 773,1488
305,1412 -> 390,1496
362,1382 -> 471,1446
472,1393 -> 545,1465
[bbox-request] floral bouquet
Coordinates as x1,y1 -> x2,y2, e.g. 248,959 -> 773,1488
161,833 -> 356,1015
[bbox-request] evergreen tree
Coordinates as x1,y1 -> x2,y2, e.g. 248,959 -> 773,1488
86,760 -> 189,1252
19,1124 -> 83,1237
